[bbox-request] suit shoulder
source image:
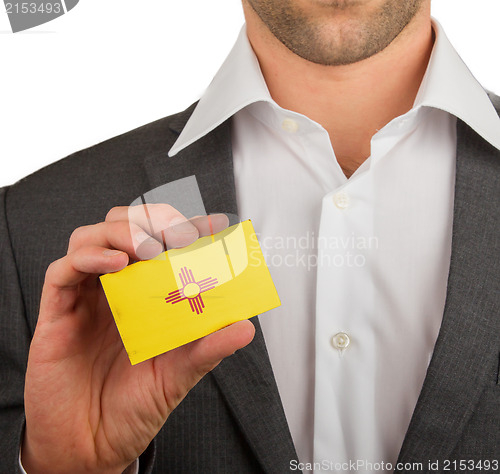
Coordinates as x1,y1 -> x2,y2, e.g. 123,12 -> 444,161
3,103 -> 197,235
10,103 -> 195,188
4,103 -> 196,208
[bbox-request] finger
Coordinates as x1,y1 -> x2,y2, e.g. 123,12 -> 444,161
155,320 -> 255,403
187,320 -> 255,371
67,221 -> 164,261
106,204 -> 199,249
41,246 -> 129,317
107,206 -> 231,247
160,214 -> 230,249
188,214 -> 230,237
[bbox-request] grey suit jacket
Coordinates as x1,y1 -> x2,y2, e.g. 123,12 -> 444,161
0,97 -> 499,473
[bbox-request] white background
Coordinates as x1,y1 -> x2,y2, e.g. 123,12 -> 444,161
1,0 -> 499,187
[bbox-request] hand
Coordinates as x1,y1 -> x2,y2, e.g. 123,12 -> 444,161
22,205 -> 255,474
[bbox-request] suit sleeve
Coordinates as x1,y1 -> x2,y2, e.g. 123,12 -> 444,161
0,186 -> 31,474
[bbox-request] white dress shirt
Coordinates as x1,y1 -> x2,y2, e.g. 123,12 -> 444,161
169,19 -> 500,473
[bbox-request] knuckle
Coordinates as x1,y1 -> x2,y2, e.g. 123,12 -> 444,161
146,203 -> 177,215
105,206 -> 123,222
159,203 -> 176,212
68,223 -> 103,252
68,226 -> 86,247
44,259 -> 61,283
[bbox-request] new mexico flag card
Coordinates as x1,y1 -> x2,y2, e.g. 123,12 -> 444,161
100,219 -> 280,365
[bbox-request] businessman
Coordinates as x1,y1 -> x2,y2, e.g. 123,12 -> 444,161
1,0 -> 499,473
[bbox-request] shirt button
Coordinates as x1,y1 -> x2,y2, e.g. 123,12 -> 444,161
331,332 -> 350,350
333,192 -> 350,210
282,118 -> 299,133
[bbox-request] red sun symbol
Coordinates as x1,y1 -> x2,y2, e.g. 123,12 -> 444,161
165,267 -> 218,315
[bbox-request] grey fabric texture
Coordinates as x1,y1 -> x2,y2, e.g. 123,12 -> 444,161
396,113 -> 500,470
0,188 -> 30,474
0,96 -> 498,473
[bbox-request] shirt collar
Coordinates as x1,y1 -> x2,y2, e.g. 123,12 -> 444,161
414,19 -> 500,150
169,26 -> 272,157
169,20 -> 500,157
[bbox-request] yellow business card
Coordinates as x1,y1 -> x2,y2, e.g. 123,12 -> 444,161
100,220 -> 280,365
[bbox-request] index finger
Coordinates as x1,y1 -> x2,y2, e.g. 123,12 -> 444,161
106,204 -> 199,250
106,205 -> 230,248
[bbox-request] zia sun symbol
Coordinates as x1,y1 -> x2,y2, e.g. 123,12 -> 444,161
165,267 -> 218,315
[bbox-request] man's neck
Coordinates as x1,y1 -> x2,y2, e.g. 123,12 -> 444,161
244,5 -> 434,178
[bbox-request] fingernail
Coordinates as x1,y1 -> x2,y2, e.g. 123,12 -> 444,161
103,249 -> 123,257
170,217 -> 197,234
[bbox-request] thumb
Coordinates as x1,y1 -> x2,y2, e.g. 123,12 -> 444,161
154,320 -> 255,407
186,319 -> 256,373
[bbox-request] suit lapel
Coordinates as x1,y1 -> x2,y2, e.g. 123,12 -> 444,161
211,320 -> 299,473
143,109 -> 298,473
143,105 -> 238,218
396,119 -> 500,467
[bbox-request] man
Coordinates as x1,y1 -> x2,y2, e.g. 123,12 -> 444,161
1,0 -> 499,472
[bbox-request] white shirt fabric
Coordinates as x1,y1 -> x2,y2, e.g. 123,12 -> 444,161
169,19 -> 500,473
